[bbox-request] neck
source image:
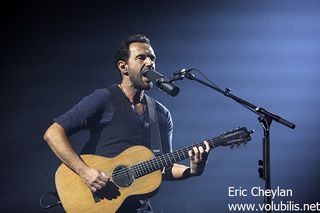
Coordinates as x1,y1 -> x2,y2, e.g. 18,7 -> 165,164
119,82 -> 144,104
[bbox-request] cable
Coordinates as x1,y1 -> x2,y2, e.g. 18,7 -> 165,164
39,191 -> 61,209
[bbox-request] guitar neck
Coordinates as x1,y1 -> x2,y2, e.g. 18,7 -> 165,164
131,136 -> 223,179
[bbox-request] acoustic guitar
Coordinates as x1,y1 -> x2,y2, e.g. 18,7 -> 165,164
55,127 -> 253,212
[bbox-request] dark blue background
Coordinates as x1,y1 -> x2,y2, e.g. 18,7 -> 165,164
2,0 -> 319,212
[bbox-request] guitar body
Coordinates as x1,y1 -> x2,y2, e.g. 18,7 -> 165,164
55,127 -> 253,213
55,146 -> 162,213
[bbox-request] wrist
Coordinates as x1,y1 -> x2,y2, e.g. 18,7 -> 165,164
183,167 -> 198,178
74,159 -> 89,176
190,162 -> 204,176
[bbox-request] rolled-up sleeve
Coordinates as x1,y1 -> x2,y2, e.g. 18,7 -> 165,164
54,89 -> 112,135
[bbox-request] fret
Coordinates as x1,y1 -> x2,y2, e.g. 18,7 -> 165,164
176,150 -> 181,161
141,163 -> 148,176
129,127 -> 251,180
132,166 -> 137,178
133,164 -> 140,178
153,159 -> 160,171
159,157 -> 165,168
182,148 -> 188,159
145,161 -> 150,174
151,159 -> 156,171
163,154 -> 168,165
172,152 -> 177,162
149,161 -> 154,172
166,154 -> 172,164
175,151 -> 180,161
132,135 -> 227,179
155,158 -> 160,169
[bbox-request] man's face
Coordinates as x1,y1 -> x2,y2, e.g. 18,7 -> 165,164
126,42 -> 156,90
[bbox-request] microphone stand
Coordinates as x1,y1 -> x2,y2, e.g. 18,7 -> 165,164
172,71 -> 295,213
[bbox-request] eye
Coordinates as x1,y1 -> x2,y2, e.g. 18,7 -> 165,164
137,55 -> 146,60
149,55 -> 156,62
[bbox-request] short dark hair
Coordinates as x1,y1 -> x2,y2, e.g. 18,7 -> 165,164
115,34 -> 151,79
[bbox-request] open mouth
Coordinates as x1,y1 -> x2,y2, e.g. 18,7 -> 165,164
140,69 -> 149,77
142,76 -> 150,84
140,69 -> 151,81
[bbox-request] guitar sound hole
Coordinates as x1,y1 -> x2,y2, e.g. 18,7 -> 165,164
112,165 -> 133,187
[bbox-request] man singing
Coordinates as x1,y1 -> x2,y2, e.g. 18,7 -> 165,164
44,34 -> 211,212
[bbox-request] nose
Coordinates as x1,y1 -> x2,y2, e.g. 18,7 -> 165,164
145,57 -> 155,70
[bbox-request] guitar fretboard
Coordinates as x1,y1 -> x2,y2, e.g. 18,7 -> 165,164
131,136 -> 223,179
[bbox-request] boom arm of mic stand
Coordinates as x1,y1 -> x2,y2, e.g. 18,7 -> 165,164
184,72 -> 295,129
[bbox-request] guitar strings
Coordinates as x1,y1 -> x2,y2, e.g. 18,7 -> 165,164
106,138 -> 225,181
103,138 -> 222,181
101,145 -> 196,180
109,138 -> 228,180
104,147 -> 190,180
104,129 -> 248,181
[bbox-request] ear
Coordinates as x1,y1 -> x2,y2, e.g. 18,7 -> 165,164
117,60 -> 129,76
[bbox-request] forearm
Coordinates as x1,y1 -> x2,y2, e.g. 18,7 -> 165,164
163,163 -> 194,181
44,122 -> 88,175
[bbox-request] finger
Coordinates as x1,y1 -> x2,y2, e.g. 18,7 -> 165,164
99,172 -> 109,182
95,179 -> 106,187
199,146 -> 205,154
193,147 -> 200,159
92,182 -> 102,190
192,147 -> 200,163
90,186 -> 97,192
204,141 -> 211,153
198,146 -> 205,161
188,150 -> 195,162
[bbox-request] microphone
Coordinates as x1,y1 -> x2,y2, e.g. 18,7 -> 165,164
143,69 -> 180,97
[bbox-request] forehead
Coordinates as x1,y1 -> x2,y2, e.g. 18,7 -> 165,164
129,42 -> 155,57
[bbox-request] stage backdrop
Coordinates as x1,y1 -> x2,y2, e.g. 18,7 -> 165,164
1,0 -> 319,212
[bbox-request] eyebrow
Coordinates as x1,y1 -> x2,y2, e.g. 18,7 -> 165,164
136,53 -> 156,60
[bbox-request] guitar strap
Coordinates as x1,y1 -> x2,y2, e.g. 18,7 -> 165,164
145,95 -> 163,156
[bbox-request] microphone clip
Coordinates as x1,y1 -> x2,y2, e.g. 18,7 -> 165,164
169,68 -> 194,82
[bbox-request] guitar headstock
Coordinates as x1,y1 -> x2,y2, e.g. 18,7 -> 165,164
219,127 -> 254,148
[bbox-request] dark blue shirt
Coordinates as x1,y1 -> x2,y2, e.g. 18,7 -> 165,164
54,88 -> 173,155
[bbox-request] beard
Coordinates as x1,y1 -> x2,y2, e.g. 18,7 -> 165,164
128,70 -> 153,91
